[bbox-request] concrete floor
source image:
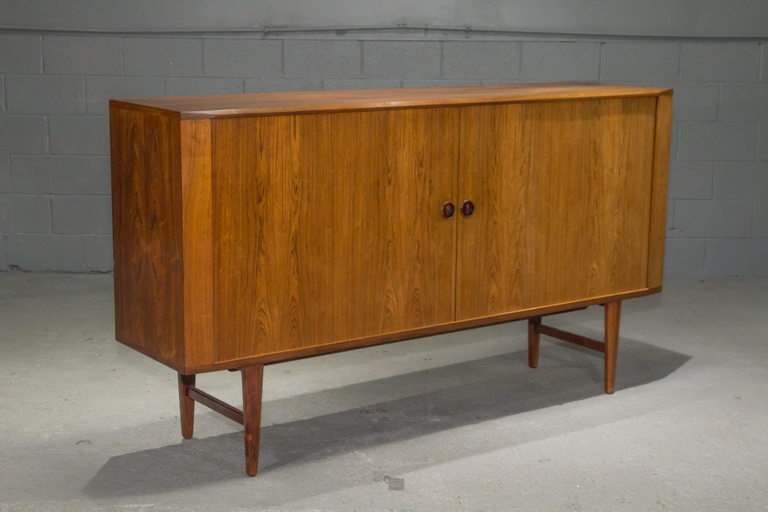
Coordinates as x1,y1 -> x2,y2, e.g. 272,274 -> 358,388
0,273 -> 767,511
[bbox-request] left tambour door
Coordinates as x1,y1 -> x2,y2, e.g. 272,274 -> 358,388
211,107 -> 459,362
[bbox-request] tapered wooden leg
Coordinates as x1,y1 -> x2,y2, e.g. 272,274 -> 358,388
241,364 -> 264,477
603,301 -> 622,395
528,317 -> 542,368
178,373 -> 196,439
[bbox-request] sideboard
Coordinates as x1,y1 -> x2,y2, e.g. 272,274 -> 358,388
110,83 -> 672,476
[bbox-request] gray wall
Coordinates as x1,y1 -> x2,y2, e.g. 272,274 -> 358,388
3,0 -> 768,38
0,1 -> 767,276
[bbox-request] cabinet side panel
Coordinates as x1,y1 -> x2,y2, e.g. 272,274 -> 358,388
181,120 -> 215,369
647,93 -> 673,288
110,105 -> 184,369
457,97 -> 657,319
590,97 -> 657,292
212,109 -> 458,362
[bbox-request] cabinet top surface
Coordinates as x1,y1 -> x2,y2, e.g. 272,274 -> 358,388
110,82 -> 672,120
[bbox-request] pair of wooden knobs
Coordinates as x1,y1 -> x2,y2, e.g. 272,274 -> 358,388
441,201 -> 475,219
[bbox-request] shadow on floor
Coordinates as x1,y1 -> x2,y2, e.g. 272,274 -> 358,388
84,336 -> 690,498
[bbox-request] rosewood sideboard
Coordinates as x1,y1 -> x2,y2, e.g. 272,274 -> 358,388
109,83 -> 672,476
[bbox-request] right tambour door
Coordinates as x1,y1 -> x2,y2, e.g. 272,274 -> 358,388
456,97 -> 658,320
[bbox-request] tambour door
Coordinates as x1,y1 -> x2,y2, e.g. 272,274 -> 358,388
211,108 -> 460,362
456,97 -> 658,319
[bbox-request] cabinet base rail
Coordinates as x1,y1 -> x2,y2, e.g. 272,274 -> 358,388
177,301 -> 621,476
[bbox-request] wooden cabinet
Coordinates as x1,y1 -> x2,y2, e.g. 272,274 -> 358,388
110,83 -> 672,475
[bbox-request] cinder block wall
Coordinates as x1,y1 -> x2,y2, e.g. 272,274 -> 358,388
0,30 -> 767,275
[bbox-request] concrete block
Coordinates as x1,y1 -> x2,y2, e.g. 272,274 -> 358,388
668,160 -> 713,199
670,199 -> 709,238
285,40 -> 361,79
719,84 -> 768,123
0,34 -> 42,73
6,234 -> 84,272
52,195 -> 112,235
89,157 -> 112,195
705,239 -> 768,276
678,122 -> 757,161
681,42 -> 760,82
669,82 -> 718,122
0,194 -> 51,234
665,200 -> 674,235
663,238 -> 705,278
599,42 -> 680,82
672,199 -> 753,239
0,116 -> 46,154
322,79 -> 401,91
363,41 -> 440,80
124,37 -> 204,77
443,41 -> 521,80
49,116 -> 109,156
669,123 -> 679,164
10,156 -> 90,194
6,75 -> 86,115
204,39 -> 282,78
713,162 -> 768,200
83,235 -> 113,271
521,42 -> 598,81
0,157 -> 10,193
86,76 -> 165,115
0,194 -> 8,231
754,202 -> 768,237
0,235 -> 6,271
244,79 -> 323,93
763,44 -> 768,82
164,78 -> 244,96
709,201 -> 754,238
43,35 -> 123,75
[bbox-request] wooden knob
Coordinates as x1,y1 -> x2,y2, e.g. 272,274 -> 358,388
441,202 -> 455,219
461,200 -> 475,218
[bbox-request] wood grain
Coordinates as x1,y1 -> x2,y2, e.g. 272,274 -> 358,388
204,286 -> 657,372
180,120 -> 215,370
456,97 -> 656,320
110,106 -> 184,369
647,92 -> 673,288
178,373 -> 195,438
242,365 -> 264,477
604,300 -> 622,394
211,108 -> 459,361
109,83 -> 673,120
528,317 -> 542,368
